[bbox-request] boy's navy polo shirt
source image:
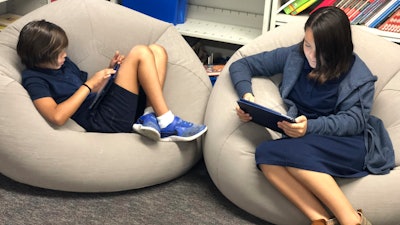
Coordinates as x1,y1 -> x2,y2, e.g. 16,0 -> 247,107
22,57 -> 95,129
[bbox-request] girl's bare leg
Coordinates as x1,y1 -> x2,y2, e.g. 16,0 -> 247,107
260,165 -> 361,224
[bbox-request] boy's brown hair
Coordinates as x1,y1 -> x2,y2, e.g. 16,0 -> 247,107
17,19 -> 68,69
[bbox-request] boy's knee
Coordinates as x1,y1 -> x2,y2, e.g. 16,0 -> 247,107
128,45 -> 152,58
149,44 -> 167,57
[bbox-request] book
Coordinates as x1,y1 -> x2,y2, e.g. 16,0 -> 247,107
341,0 -> 360,14
277,0 -> 297,13
352,0 -> 388,24
373,5 -> 400,27
361,0 -> 391,24
204,64 -> 224,76
366,0 -> 400,27
378,7 -> 400,32
237,99 -> 295,133
283,0 -> 312,14
346,0 -> 367,17
309,0 -> 336,14
347,0 -> 374,22
290,0 -> 319,15
335,0 -> 351,8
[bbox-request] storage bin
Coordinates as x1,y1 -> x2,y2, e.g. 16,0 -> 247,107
122,0 -> 187,25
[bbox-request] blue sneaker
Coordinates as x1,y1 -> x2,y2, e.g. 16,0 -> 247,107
132,113 -> 160,141
160,116 -> 207,142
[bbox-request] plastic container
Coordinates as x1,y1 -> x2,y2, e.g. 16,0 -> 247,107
122,0 -> 187,25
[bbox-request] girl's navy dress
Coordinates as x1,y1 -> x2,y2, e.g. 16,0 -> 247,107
255,62 -> 368,178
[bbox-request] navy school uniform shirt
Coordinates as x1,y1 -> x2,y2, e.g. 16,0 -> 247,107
22,57 -> 95,130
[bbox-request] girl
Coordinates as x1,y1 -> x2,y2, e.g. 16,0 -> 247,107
230,7 -> 394,225
17,20 -> 207,142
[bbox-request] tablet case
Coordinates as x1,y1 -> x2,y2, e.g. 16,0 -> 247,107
237,98 -> 295,133
89,64 -> 120,110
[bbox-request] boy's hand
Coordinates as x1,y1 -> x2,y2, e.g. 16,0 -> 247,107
109,50 -> 125,68
86,68 -> 117,93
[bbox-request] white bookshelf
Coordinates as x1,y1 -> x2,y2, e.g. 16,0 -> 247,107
270,0 -> 400,43
359,25 -> 400,43
176,18 -> 261,46
175,0 -> 272,46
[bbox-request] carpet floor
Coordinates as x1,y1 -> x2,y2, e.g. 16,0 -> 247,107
0,159 -> 273,225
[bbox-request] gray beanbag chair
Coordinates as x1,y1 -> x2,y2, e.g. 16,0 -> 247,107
0,0 -> 211,192
204,22 -> 400,225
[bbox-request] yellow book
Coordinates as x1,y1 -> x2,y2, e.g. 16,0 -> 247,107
283,0 -> 312,14
290,0 -> 319,15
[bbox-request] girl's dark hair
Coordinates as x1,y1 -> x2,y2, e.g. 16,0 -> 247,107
17,20 -> 68,69
301,6 -> 353,83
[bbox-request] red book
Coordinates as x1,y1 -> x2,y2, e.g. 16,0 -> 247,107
310,0 -> 336,14
345,0 -> 360,14
347,0 -> 365,16
378,8 -> 400,32
348,0 -> 375,21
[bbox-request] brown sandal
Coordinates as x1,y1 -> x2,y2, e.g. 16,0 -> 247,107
311,218 -> 339,225
357,209 -> 372,225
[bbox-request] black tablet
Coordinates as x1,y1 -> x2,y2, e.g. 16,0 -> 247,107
237,98 -> 295,133
89,64 -> 120,110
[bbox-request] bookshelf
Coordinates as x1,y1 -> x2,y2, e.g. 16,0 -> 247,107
2,0 -> 398,44
270,0 -> 400,43
175,0 -> 272,45
2,0 -> 48,15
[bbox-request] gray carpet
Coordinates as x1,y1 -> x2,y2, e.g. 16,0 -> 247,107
0,159 -> 273,225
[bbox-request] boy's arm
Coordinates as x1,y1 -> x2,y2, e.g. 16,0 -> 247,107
33,85 -> 91,126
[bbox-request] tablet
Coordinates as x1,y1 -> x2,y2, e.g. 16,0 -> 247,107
89,64 -> 120,110
237,98 -> 295,133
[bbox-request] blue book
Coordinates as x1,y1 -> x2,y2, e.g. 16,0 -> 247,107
352,0 -> 388,25
367,0 -> 400,27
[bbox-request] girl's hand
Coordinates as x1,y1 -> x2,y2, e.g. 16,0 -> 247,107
86,68 -> 117,93
243,92 -> 255,102
278,115 -> 308,138
236,92 -> 255,122
236,105 -> 252,122
109,50 -> 125,68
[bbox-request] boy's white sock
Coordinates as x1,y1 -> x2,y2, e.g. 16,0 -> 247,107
157,110 -> 174,129
143,107 -> 154,115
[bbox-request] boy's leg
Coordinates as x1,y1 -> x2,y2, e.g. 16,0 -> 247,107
119,45 -> 207,141
114,45 -> 169,116
149,44 -> 167,87
116,45 -> 167,140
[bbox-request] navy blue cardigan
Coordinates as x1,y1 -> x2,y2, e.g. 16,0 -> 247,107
230,43 -> 395,174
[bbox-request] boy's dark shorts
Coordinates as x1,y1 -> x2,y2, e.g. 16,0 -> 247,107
88,83 -> 146,133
